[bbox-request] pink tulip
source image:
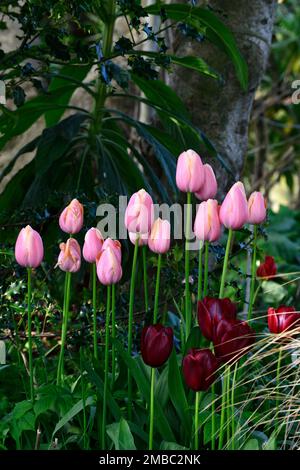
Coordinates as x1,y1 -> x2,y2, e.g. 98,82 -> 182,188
83,228 -> 104,263
96,247 -> 122,285
59,199 -> 84,234
15,225 -> 44,268
124,189 -> 154,234
194,199 -> 221,242
219,181 -> 248,230
248,191 -> 267,224
56,238 -> 81,273
101,238 -> 122,263
148,218 -> 171,254
129,231 -> 148,246
195,164 -> 218,201
176,149 -> 204,193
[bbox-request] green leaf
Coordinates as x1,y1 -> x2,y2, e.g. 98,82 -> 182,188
160,441 -> 188,450
184,326 -> 203,355
243,438 -> 260,450
147,4 -> 248,90
52,396 -> 94,437
168,348 -> 192,436
106,418 -> 136,450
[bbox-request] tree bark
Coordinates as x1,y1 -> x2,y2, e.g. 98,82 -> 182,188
168,0 -> 277,195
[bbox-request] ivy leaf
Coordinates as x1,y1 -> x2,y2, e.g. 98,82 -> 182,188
114,36 -> 133,55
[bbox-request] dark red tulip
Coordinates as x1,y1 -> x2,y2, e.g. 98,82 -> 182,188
268,305 -> 300,334
213,319 -> 255,364
182,348 -> 218,391
197,296 -> 237,342
256,256 -> 277,279
141,324 -> 173,368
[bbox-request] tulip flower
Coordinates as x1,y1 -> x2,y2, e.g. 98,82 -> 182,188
14,225 -> 44,402
195,164 -> 218,201
176,149 -> 204,193
124,188 -> 154,234
213,319 -> 255,364
56,238 -> 81,273
141,324 -> 173,368
219,182 -> 248,231
182,348 -> 218,392
267,305 -> 300,334
148,218 -> 171,255
257,255 -> 277,279
15,225 -> 44,268
198,296 -> 237,342
248,191 -> 267,225
129,231 -> 148,246
96,246 -> 122,286
59,198 -> 84,234
82,227 -> 103,263
101,238 -> 122,263
194,199 -> 221,243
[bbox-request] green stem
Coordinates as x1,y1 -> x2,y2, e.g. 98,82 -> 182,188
211,382 -> 215,450
203,241 -> 209,298
219,229 -> 233,298
226,365 -> 231,446
80,347 -> 88,450
149,367 -> 155,450
231,361 -> 238,450
111,283 -> 116,383
218,366 -> 228,449
56,271 -> 72,386
142,245 -> 149,313
247,224 -> 257,321
92,263 -> 98,360
197,241 -> 203,301
194,391 -> 201,450
153,253 -> 162,323
127,240 -> 139,421
276,347 -> 283,436
27,268 -> 34,403
185,191 -> 192,340
102,285 -> 111,450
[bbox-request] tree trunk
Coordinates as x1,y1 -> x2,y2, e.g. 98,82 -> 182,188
168,0 -> 277,195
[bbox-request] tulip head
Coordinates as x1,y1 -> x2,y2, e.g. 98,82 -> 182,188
15,225 -> 44,268
213,319 -> 255,364
197,296 -> 237,342
248,191 -> 267,224
56,238 -> 81,273
82,228 -> 103,263
176,149 -> 204,193
195,164 -> 217,201
59,199 -> 84,234
148,218 -> 171,254
182,348 -> 218,391
124,189 -> 154,234
96,246 -> 122,285
101,238 -> 122,264
219,181 -> 248,230
128,231 -> 148,247
256,256 -> 277,279
141,324 -> 173,368
267,305 -> 300,334
194,199 -> 221,242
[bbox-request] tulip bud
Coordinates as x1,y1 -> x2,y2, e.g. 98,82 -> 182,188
248,191 -> 267,224
128,231 -> 148,247
267,305 -> 300,334
15,225 -> 44,268
176,149 -> 204,193
101,238 -> 122,263
124,189 -> 154,234
82,228 -> 103,263
213,319 -> 255,364
256,255 -> 276,279
195,164 -> 217,201
96,246 -> 122,285
194,199 -> 221,242
56,238 -> 81,273
182,348 -> 218,391
197,296 -> 237,342
219,182 -> 248,230
141,324 -> 173,368
59,199 -> 84,234
148,218 -> 171,254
